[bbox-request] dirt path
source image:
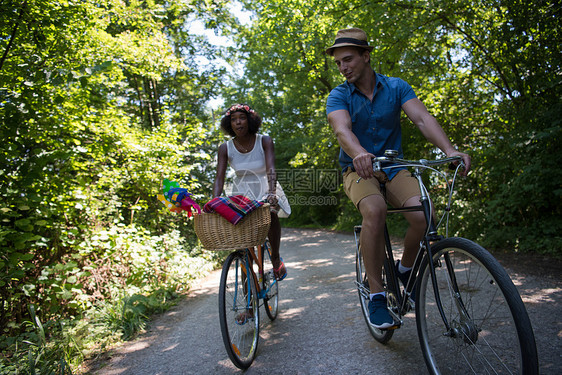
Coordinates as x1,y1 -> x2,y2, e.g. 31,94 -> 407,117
88,228 -> 561,374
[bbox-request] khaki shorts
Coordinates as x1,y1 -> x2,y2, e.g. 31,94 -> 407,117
343,168 -> 420,208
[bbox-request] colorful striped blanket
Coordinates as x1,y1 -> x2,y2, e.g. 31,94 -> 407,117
203,195 -> 263,225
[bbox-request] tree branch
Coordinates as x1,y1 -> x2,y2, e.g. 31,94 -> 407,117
0,1 -> 28,72
437,12 -> 515,100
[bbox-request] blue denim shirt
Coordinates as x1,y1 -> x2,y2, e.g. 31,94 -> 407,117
326,72 -> 417,179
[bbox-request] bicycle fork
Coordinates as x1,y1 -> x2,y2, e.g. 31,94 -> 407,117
232,253 -> 254,319
424,240 -> 477,343
414,168 -> 460,333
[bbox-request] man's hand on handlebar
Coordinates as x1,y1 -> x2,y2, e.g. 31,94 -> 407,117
446,150 -> 471,176
353,152 -> 376,180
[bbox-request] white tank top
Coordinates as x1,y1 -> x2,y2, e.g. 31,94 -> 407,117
227,134 -> 267,178
225,134 -> 291,217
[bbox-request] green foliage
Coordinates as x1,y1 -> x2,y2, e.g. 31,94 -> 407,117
0,306 -> 72,375
1,227 -> 219,373
462,99 -> 562,253
1,0 -> 225,373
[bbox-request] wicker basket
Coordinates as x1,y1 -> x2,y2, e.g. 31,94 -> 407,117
194,204 -> 271,251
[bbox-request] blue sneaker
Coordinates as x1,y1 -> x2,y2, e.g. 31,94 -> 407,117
368,295 -> 395,329
396,261 -> 416,302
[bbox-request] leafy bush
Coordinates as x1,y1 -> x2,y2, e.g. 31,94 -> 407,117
0,225 -> 219,373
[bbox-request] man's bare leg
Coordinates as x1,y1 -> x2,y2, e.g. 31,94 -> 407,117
401,195 -> 429,268
357,194 -> 387,293
358,194 -> 396,328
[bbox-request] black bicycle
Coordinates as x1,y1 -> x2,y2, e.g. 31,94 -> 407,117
354,150 -> 538,374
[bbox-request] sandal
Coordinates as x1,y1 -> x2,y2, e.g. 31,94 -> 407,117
273,258 -> 287,281
235,309 -> 254,325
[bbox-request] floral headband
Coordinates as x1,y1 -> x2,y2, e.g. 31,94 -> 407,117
225,104 -> 256,116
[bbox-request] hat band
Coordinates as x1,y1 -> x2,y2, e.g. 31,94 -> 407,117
334,37 -> 368,46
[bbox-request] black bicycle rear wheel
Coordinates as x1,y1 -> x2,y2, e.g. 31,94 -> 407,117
355,237 -> 394,344
218,250 -> 260,370
416,237 -> 538,374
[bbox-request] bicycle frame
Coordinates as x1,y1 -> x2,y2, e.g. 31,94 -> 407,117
374,158 -> 464,331
233,256 -> 252,316
236,242 -> 278,310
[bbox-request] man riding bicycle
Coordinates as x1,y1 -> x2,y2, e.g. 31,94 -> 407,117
325,28 -> 471,329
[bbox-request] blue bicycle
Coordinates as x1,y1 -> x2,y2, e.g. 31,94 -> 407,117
218,238 -> 279,369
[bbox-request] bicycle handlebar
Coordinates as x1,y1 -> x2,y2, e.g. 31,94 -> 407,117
352,150 -> 465,238
355,150 -> 465,184
372,152 -> 464,172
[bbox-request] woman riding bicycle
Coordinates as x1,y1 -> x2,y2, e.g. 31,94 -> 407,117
213,103 -> 291,281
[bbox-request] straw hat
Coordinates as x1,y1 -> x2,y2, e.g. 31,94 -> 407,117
325,28 -> 374,56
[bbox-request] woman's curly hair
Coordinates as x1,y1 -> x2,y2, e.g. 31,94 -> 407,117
220,103 -> 262,137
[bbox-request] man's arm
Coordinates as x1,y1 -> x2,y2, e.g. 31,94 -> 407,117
402,98 -> 471,174
328,109 -> 375,179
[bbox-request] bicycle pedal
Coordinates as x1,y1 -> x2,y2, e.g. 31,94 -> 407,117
383,323 -> 401,331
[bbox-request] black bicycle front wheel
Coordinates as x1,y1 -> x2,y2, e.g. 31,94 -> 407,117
416,237 -> 538,374
218,250 -> 260,370
355,242 -> 394,344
